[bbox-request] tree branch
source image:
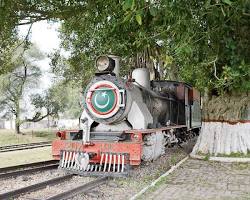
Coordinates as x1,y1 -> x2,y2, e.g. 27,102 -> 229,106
212,58 -> 220,80
26,111 -> 56,123
243,12 -> 250,16
17,17 -> 51,26
202,57 -> 220,80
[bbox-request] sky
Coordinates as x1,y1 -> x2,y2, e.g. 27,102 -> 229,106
18,20 -> 61,90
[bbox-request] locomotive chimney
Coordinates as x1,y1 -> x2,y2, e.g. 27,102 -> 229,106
108,55 -> 120,77
132,68 -> 150,89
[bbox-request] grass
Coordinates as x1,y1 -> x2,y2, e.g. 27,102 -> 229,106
137,176 -> 169,200
231,163 -> 250,170
217,151 -> 250,158
204,154 -> 210,161
0,146 -> 52,168
170,155 -> 177,165
0,129 -> 57,146
0,129 -> 57,167
30,129 -> 57,141
197,151 -> 250,159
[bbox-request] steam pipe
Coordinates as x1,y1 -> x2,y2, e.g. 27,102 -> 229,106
134,80 -> 177,102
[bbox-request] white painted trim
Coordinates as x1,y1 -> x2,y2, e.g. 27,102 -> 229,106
190,153 -> 250,163
130,156 -> 189,200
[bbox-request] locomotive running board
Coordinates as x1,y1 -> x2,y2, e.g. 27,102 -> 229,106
59,150 -> 130,177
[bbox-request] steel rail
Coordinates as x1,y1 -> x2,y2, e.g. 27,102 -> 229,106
46,176 -> 109,200
0,141 -> 51,153
0,174 -> 73,199
0,141 -> 51,149
0,164 -> 59,179
0,160 -> 58,174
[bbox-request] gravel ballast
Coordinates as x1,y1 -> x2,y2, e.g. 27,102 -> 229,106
73,139 -> 196,200
0,169 -> 65,193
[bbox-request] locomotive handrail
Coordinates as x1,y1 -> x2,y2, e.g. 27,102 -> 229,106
119,89 -> 125,107
134,80 -> 177,102
125,125 -> 187,133
90,131 -> 124,134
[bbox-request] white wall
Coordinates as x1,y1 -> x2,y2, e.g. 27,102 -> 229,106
57,119 -> 79,129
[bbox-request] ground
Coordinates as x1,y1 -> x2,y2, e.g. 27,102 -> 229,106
1,132 -> 250,200
0,129 -> 56,146
144,159 -> 250,200
0,146 -> 52,167
0,129 -> 56,167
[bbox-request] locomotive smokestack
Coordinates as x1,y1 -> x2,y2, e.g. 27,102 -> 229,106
132,68 -> 150,89
108,55 -> 120,77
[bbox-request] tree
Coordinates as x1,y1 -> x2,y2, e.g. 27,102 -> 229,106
2,0 -> 248,91
0,44 -> 79,133
55,82 -> 82,119
0,1 -> 88,76
29,88 -> 64,123
0,44 -> 43,133
57,0 -> 249,92
30,81 -> 81,122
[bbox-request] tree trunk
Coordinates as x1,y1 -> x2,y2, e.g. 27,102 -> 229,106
15,111 -> 21,134
15,119 -> 21,134
15,124 -> 21,134
192,92 -> 250,156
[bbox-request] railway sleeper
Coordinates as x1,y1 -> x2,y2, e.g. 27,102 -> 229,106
59,150 -> 130,177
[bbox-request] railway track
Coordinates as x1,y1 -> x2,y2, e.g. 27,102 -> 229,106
0,160 -> 59,179
0,174 -> 109,199
0,141 -> 51,153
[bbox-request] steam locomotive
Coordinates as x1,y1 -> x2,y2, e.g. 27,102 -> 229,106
52,55 -> 201,176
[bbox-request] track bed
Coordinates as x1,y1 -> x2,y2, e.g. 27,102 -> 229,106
0,141 -> 51,153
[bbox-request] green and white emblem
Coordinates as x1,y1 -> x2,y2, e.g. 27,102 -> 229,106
91,88 -> 116,113
85,80 -> 125,119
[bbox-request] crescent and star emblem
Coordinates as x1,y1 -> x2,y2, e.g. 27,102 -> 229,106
94,91 -> 110,109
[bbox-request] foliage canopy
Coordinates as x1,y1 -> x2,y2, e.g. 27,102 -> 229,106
59,0 -> 250,94
0,0 -> 250,95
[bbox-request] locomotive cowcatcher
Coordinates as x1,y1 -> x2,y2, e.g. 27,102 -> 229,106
52,55 -> 201,177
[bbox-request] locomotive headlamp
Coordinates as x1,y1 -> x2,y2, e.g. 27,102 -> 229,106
95,55 -> 115,72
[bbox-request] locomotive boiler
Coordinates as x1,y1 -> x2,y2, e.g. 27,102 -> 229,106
52,55 -> 201,176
